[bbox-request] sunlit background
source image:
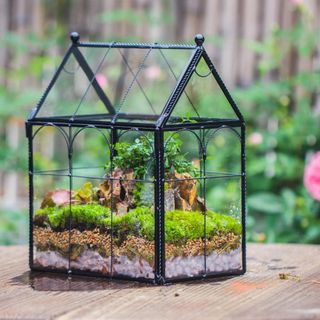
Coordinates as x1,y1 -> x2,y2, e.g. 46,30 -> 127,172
0,0 -> 319,245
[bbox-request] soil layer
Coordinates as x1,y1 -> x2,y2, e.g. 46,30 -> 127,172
33,227 -> 241,261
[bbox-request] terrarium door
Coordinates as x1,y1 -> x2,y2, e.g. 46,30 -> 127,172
29,125 -> 158,281
162,127 -> 244,280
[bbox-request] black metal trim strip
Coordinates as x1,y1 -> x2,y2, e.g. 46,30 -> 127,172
163,120 -> 242,131
159,49 -> 200,118
241,123 -> 247,274
78,42 -> 196,50
157,47 -> 203,128
67,126 -> 73,275
154,129 -> 165,284
31,113 -> 240,124
28,118 -> 243,132
26,124 -> 34,270
27,119 -> 156,131
30,264 -> 244,285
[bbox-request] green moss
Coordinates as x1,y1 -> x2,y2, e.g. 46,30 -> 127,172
35,204 -> 111,231
102,207 -> 155,243
164,210 -> 241,243
34,205 -> 241,244
206,210 -> 242,235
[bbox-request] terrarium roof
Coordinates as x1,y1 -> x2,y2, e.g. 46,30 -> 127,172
28,33 -> 243,129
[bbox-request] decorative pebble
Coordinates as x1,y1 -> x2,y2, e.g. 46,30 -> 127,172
35,248 -> 241,279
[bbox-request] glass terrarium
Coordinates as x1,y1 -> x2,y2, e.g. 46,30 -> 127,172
26,32 -> 246,284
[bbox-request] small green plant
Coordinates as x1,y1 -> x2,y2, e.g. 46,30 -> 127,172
164,133 -> 198,175
111,136 -> 153,179
73,182 -> 98,204
107,134 -> 198,179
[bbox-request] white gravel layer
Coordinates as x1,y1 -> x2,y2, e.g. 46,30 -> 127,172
165,248 -> 241,278
34,248 -> 241,279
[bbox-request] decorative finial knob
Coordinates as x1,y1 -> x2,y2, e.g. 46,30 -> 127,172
194,34 -> 205,46
70,32 -> 80,44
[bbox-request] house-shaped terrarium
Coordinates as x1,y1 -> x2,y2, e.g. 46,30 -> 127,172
26,33 -> 246,284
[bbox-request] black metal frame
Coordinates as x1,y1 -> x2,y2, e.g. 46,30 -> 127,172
26,33 -> 246,284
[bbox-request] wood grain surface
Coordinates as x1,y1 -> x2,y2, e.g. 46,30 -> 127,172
0,244 -> 319,320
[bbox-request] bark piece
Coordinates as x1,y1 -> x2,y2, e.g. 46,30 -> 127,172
167,171 -> 198,211
191,196 -> 206,212
175,193 -> 191,211
97,168 -> 136,215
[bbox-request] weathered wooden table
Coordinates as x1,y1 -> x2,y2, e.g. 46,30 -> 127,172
0,244 -> 319,320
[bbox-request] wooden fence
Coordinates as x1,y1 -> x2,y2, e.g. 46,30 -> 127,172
0,0 -> 319,209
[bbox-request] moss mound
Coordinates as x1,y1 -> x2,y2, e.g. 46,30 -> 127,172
34,205 -> 241,245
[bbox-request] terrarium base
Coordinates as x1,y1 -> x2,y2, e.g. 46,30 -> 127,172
34,248 -> 241,279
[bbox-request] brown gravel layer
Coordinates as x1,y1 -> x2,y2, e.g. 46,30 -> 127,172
34,227 -> 111,259
114,236 -> 155,263
34,227 -> 241,262
166,233 -> 241,259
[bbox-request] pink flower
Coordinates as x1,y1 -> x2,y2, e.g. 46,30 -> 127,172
248,132 -> 263,146
304,152 -> 320,201
51,189 -> 71,206
291,0 -> 303,6
41,189 -> 71,208
145,65 -> 162,80
95,73 -> 108,88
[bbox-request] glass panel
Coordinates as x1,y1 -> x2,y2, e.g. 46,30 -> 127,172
79,47 -> 142,109
71,127 -> 111,179
33,125 -> 69,174
205,177 -> 242,274
69,127 -> 112,274
165,178 -> 205,279
77,47 -> 194,124
69,177 -> 112,275
205,126 -> 242,274
110,131 -> 155,279
35,46 -> 195,124
36,53 -> 96,119
32,125 -> 71,270
205,127 -> 241,176
163,131 -> 205,279
114,49 -> 192,123
32,175 -> 70,271
112,182 -> 155,279
168,57 -> 239,124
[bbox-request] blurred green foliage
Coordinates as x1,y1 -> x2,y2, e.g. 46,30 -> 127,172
235,7 -> 320,243
0,5 -> 319,245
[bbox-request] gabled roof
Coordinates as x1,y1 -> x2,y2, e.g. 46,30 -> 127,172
28,33 -> 243,129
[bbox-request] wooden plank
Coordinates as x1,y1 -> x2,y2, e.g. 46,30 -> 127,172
238,0 -> 260,86
261,0 -> 280,81
220,0 -> 239,87
0,0 -> 9,81
0,244 -> 319,320
203,0 -> 220,59
2,119 -> 20,208
297,0 -> 317,74
279,0 -> 295,78
183,0 -> 205,41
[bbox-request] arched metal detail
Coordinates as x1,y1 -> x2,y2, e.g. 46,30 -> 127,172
117,128 -> 155,154
204,125 -> 241,152
70,125 -> 111,154
32,123 -> 69,149
164,128 -> 204,154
